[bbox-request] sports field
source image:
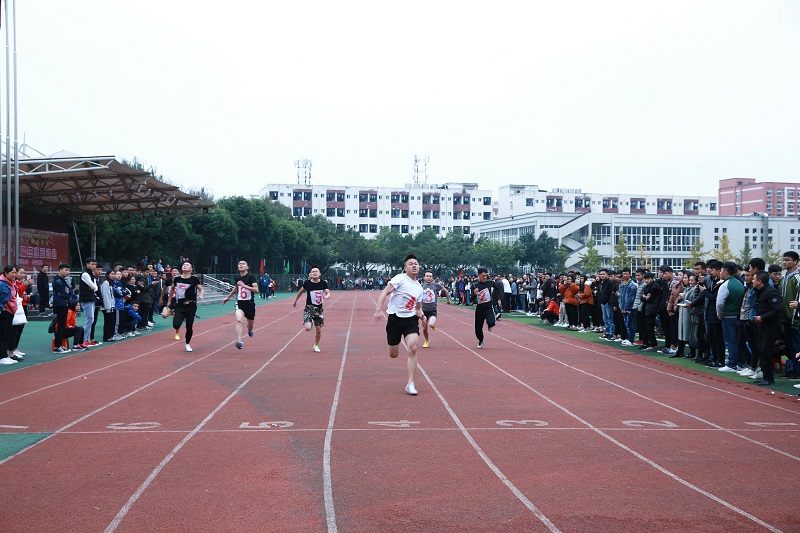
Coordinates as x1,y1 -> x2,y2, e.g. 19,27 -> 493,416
0,291 -> 798,532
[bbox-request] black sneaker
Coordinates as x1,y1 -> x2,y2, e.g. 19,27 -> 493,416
753,378 -> 775,386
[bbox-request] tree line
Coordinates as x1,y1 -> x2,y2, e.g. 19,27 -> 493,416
71,196 -> 569,277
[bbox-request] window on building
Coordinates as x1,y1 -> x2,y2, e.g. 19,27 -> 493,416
359,224 -> 368,233
766,202 -> 772,210
526,198 -> 534,207
326,208 -> 336,217
483,197 -> 491,205
369,225 -> 377,233
303,192 -> 312,201
401,194 -> 409,203
337,208 -> 345,217
293,207 -> 302,217
269,191 -> 278,200
293,192 -> 302,201
391,194 -> 399,203
370,193 -> 377,202
391,209 -> 401,219
709,202 -> 717,211
483,212 -> 491,220
303,207 -> 312,216
337,193 -> 345,202
359,209 -> 368,217
369,209 -> 377,218
401,225 -> 409,233
766,188 -> 773,198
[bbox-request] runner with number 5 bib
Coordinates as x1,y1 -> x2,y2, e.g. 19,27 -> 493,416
293,265 -> 330,353
223,260 -> 259,350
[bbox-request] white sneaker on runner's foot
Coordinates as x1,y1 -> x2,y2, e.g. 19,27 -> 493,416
405,382 -> 418,396
185,344 -> 193,352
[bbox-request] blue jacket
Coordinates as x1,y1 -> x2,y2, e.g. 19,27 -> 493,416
52,276 -> 72,307
618,279 -> 637,311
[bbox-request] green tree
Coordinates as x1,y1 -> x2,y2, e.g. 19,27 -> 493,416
578,237 -> 602,274
610,228 -> 631,271
683,238 -> 707,269
711,233 -> 735,262
472,238 -> 516,274
637,245 -> 654,271
737,236 -> 752,267
764,240 -> 783,266
517,231 -> 561,272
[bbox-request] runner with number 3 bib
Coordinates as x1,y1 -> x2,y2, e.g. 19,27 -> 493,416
420,269 -> 450,349
293,265 -> 330,352
223,260 -> 259,350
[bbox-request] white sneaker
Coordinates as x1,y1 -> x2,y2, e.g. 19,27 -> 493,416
749,370 -> 763,380
147,321 -> 154,327
185,344 -> 193,352
126,332 -> 136,338
405,382 -> 418,396
794,384 -> 800,389
718,366 -> 737,372
477,341 -> 483,349
13,349 -> 25,356
0,357 -> 18,365
738,368 -> 755,377
621,340 -> 633,346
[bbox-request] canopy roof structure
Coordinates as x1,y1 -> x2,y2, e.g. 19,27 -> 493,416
10,152 -> 215,220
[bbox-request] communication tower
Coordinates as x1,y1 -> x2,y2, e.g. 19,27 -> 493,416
412,155 -> 428,187
295,158 -> 312,186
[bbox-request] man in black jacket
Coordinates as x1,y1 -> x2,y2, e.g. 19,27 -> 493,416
751,270 -> 782,386
640,272 -> 662,351
37,264 -> 51,317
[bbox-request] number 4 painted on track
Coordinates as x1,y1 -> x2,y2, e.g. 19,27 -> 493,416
239,421 -> 294,428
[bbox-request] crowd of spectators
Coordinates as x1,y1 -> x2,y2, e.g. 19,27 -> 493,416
438,253 -> 800,387
0,256 -> 181,364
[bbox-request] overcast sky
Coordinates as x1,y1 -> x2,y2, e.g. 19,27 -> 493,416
9,1 -> 800,199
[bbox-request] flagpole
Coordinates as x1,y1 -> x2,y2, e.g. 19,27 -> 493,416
4,0 -> 10,259
12,0 -> 18,262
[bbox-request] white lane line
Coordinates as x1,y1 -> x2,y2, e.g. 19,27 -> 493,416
104,328 -> 305,533
368,293 -> 561,532
323,293 -> 357,533
471,320 -> 800,462
438,329 -> 784,533
495,315 -> 800,414
417,364 -> 562,533
0,308 -> 307,464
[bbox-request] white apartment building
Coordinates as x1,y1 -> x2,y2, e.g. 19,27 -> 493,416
473,211 -> 797,270
259,182 -> 494,238
497,185 -> 719,218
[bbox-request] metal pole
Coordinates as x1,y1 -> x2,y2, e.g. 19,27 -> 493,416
0,0 -> 3,267
12,0 -> 19,262
4,0 -> 11,262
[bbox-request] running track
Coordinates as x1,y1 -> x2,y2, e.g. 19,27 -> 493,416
0,291 -> 798,532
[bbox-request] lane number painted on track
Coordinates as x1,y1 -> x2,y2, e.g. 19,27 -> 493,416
239,421 -> 294,429
622,420 -> 678,428
107,422 -> 161,430
744,422 -> 798,427
368,420 -> 419,428
496,420 -> 549,427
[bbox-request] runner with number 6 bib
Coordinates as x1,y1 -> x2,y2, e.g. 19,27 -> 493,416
293,265 -> 330,352
223,260 -> 259,350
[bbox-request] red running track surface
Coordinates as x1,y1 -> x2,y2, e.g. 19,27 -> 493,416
0,291 -> 798,532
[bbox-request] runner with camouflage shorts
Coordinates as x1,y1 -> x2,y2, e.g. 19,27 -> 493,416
420,270 -> 450,348
293,265 -> 330,352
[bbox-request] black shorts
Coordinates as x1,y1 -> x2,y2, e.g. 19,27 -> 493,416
236,300 -> 256,321
423,309 -> 437,319
386,313 -> 419,346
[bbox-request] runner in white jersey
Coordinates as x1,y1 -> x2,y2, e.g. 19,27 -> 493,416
293,265 -> 330,352
374,253 -> 426,396
420,270 -> 450,348
222,260 -> 259,350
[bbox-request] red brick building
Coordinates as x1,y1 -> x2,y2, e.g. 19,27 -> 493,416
719,178 -> 800,217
